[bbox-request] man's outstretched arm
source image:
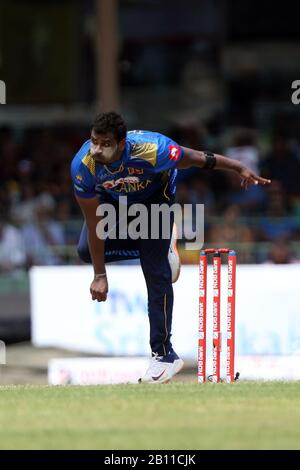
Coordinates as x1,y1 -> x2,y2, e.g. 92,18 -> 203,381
177,146 -> 271,189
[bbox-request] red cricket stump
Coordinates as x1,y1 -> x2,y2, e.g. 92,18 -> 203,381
198,248 -> 237,384
198,251 -> 207,383
227,251 -> 236,383
212,251 -> 221,383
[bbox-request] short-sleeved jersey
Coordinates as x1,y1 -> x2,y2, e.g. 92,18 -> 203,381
71,130 -> 184,203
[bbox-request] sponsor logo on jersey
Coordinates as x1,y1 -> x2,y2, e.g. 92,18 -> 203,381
128,167 -> 144,175
101,176 -> 153,193
102,176 -> 140,190
168,145 -> 181,161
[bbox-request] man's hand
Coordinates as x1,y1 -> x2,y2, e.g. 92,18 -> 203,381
178,148 -> 272,191
90,276 -> 108,302
239,167 -> 271,190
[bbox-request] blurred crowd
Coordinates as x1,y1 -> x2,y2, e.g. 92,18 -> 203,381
1,123 -> 300,272
0,126 -> 83,271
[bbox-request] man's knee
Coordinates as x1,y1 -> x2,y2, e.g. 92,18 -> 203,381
142,264 -> 172,291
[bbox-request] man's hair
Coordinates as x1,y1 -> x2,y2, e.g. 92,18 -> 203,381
92,112 -> 127,142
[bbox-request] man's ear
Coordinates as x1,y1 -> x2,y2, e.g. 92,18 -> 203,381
119,138 -> 126,151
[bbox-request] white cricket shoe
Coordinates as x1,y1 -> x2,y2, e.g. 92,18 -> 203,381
168,223 -> 181,283
138,352 -> 184,384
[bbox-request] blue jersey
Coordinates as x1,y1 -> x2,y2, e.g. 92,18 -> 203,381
71,130 -> 184,203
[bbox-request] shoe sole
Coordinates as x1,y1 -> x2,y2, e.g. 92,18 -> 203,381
139,359 -> 184,384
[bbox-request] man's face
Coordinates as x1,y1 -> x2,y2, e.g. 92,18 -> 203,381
90,131 -> 124,164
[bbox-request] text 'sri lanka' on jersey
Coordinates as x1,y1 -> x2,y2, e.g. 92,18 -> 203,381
71,130 -> 184,203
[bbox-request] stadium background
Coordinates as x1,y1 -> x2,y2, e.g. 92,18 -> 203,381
0,0 -> 300,379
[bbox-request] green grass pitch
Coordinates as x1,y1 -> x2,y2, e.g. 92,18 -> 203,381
0,382 -> 300,449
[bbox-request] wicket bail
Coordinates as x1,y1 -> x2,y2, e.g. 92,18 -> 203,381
198,248 -> 237,383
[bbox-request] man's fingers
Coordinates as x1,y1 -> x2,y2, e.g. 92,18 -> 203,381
241,179 -> 248,190
241,174 -> 271,189
91,290 -> 107,302
253,175 -> 271,185
96,294 -> 107,302
90,289 -> 107,302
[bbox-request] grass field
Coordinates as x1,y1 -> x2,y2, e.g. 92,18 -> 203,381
0,382 -> 300,449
